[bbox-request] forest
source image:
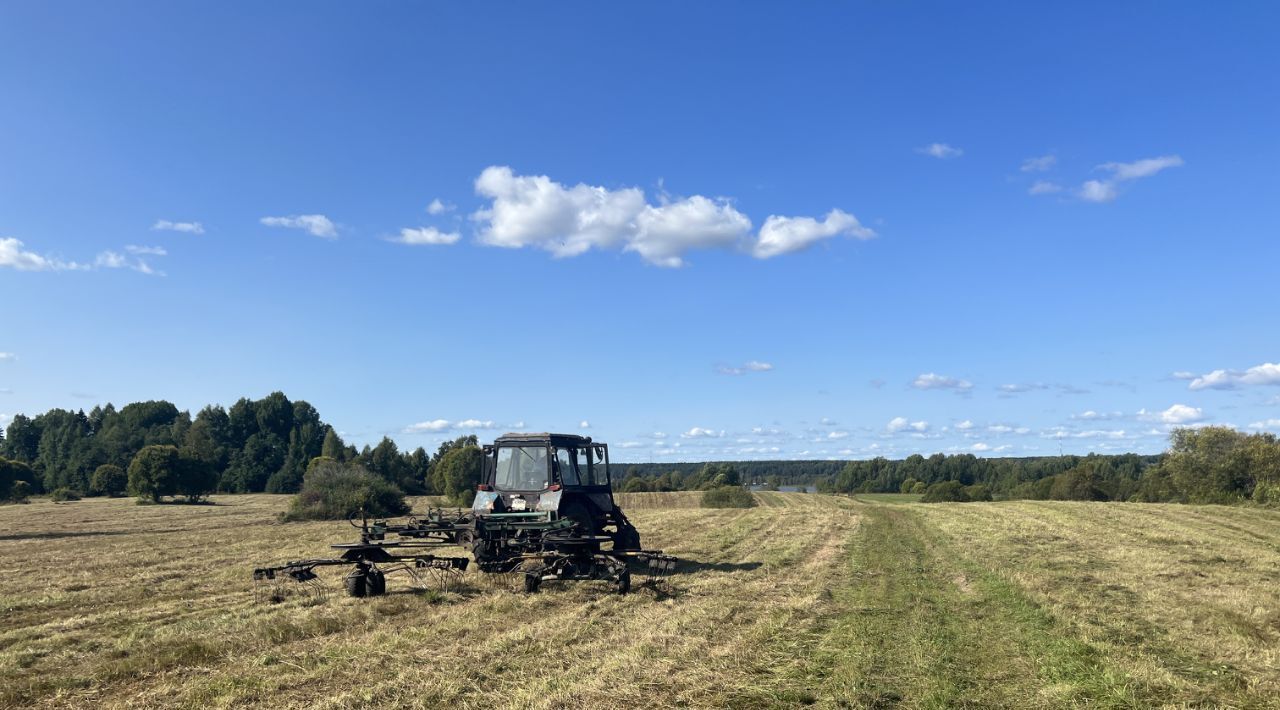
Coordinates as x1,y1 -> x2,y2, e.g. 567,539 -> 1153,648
2,392 -> 1277,507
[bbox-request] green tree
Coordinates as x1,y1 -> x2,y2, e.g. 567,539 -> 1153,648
90,464 -> 128,497
921,480 -> 969,503
128,445 -> 181,502
321,428 -> 345,460
621,476 -> 652,493
284,461 -> 409,521
437,445 -> 484,506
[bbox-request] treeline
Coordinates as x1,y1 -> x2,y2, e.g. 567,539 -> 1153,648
614,460 -> 843,489
821,452 -> 1161,501
825,427 -> 1280,506
0,392 -> 477,500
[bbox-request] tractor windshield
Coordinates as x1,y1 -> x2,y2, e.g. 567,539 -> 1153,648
494,445 -> 549,491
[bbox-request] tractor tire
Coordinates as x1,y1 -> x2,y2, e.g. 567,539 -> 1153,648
558,500 -> 596,537
345,571 -> 368,598
613,523 -> 642,551
365,570 -> 386,596
613,569 -> 631,595
523,573 -> 541,593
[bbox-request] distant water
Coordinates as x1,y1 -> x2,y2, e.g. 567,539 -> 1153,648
749,484 -> 818,493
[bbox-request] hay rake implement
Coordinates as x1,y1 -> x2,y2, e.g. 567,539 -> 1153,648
254,433 -> 678,599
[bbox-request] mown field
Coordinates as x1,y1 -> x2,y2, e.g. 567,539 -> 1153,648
2,493 -> 1279,708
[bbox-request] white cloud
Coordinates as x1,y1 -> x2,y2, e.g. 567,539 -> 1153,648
125,245 -> 167,256
393,227 -> 461,246
403,418 -> 499,433
1171,371 -> 1197,381
1028,180 -> 1063,195
717,360 -> 774,375
955,419 -> 974,430
404,419 -> 451,433
887,417 -> 929,433
1021,155 -> 1056,172
579,420 -> 591,429
618,441 -> 643,448
1138,404 -> 1206,425
912,373 -> 973,392
917,143 -> 963,159
648,431 -> 668,440
1079,155 -> 1183,203
426,198 -> 455,215
820,417 -> 838,426
681,427 -> 723,439
1249,419 -> 1280,430
827,431 -> 850,440
0,352 -> 14,362
95,251 -> 128,268
0,237 -> 88,271
752,209 -> 875,259
1187,362 -> 1280,390
260,214 -> 338,239
471,166 -> 869,267
152,220 -> 204,234
1071,410 -> 1121,421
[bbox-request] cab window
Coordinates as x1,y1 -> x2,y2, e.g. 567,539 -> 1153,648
555,448 -> 580,486
494,446 -> 549,490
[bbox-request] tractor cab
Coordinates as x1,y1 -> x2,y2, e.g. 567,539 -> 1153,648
474,433 -> 641,549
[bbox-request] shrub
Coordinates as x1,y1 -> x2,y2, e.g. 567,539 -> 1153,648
910,481 -> 927,495
436,445 -> 483,507
50,487 -> 82,502
921,480 -> 969,503
283,461 -> 410,521
90,464 -> 128,497
963,484 -> 993,502
8,480 -> 32,503
129,445 -> 181,502
621,477 -> 652,493
700,485 -> 757,509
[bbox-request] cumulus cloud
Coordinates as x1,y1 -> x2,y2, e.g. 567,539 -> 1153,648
827,431 -> 850,440
1071,410 -> 1121,421
1138,404 -> 1206,425
752,210 -> 874,259
471,166 -> 871,267
917,143 -> 963,159
95,250 -> 163,276
426,198 -> 455,215
1249,419 -> 1280,430
1028,180 -> 1063,195
1078,155 -> 1183,203
681,427 -> 723,439
717,360 -> 774,375
887,417 -> 929,433
912,373 -> 973,392
125,245 -> 167,256
1021,155 -> 1056,172
152,220 -> 204,234
260,214 -> 338,239
403,418 -> 498,433
579,420 -> 591,429
393,227 -> 461,246
955,420 -> 975,430
0,237 -> 88,271
1186,362 -> 1280,390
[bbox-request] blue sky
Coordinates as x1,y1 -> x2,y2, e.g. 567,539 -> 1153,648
2,2 -> 1278,462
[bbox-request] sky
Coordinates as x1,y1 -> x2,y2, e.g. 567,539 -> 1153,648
2,2 -> 1278,462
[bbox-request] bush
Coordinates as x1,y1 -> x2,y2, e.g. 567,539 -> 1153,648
8,480 -> 32,503
910,481 -> 927,495
963,484 -> 993,502
621,477 -> 652,493
50,487 -> 82,502
90,464 -> 128,497
700,485 -> 757,509
129,445 -> 181,502
921,480 -> 969,503
436,445 -> 483,506
283,461 -> 410,521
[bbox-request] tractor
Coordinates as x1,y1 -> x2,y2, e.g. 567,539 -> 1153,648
254,434 -> 673,598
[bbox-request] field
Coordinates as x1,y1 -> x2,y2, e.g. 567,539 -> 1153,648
3,493 -> 1280,708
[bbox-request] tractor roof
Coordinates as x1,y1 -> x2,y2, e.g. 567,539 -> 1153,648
494,432 -> 597,447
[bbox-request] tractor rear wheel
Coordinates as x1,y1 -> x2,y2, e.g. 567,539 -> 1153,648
523,573 -> 541,593
613,523 -> 641,551
345,571 -> 367,598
